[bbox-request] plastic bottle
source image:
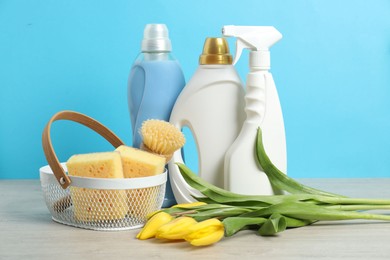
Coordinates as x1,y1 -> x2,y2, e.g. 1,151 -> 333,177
168,38 -> 246,203
223,25 -> 287,195
128,24 -> 185,207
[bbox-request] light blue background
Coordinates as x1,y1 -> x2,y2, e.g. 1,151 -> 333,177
1,0 -> 389,179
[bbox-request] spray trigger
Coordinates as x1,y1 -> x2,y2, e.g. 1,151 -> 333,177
223,25 -> 282,68
233,38 -> 251,65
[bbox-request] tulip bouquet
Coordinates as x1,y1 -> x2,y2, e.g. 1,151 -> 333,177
137,208 -> 224,246
136,128 -> 390,246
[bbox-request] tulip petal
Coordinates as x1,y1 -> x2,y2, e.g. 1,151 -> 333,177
156,217 -> 197,240
184,218 -> 225,246
136,212 -> 173,240
188,229 -> 224,246
173,202 -> 207,208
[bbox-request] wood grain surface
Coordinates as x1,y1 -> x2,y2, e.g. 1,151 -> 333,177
1,179 -> 389,259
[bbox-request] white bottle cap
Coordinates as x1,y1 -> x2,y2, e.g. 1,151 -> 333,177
141,24 -> 172,52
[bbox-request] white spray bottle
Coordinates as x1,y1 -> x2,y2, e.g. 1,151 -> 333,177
223,25 -> 287,195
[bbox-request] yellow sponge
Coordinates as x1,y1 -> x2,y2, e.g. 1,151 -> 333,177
115,145 -> 166,178
66,152 -> 128,222
115,145 -> 165,218
66,152 -> 123,178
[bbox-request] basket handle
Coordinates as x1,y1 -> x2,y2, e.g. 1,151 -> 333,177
42,110 -> 125,189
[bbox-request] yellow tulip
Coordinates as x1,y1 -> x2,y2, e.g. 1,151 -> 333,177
172,202 -> 207,208
146,210 -> 161,219
136,212 -> 173,240
184,218 -> 224,246
156,217 -> 197,240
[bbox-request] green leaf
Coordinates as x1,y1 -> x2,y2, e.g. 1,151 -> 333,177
223,217 -> 267,237
255,128 -> 344,197
177,163 -> 327,206
284,216 -> 315,228
258,213 -> 287,236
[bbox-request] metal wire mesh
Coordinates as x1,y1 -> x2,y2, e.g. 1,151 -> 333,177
40,173 -> 166,231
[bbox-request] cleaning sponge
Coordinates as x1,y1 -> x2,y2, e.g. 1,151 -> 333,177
115,145 -> 166,177
66,152 -> 123,178
66,152 -> 129,222
115,145 -> 166,218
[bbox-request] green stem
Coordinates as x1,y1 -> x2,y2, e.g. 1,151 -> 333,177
326,204 -> 390,211
240,201 -> 390,221
187,207 -> 252,222
307,196 -> 390,206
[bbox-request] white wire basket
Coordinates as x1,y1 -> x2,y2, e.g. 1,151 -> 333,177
40,164 -> 166,231
40,111 -> 167,231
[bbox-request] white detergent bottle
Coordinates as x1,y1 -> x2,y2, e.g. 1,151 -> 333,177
168,37 -> 246,203
223,25 -> 287,195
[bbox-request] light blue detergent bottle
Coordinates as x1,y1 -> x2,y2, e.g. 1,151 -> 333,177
128,24 -> 185,207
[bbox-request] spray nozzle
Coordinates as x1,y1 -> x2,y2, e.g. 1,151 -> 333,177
222,25 -> 282,66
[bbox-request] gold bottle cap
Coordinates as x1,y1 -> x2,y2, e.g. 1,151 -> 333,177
199,38 -> 233,65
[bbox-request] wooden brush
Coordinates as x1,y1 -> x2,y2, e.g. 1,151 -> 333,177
140,119 -> 185,162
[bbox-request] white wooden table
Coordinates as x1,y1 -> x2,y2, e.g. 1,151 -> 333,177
1,179 -> 390,259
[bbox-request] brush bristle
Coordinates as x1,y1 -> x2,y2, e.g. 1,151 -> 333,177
140,119 -> 185,155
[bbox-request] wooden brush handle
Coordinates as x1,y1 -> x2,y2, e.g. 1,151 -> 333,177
42,110 -> 125,189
